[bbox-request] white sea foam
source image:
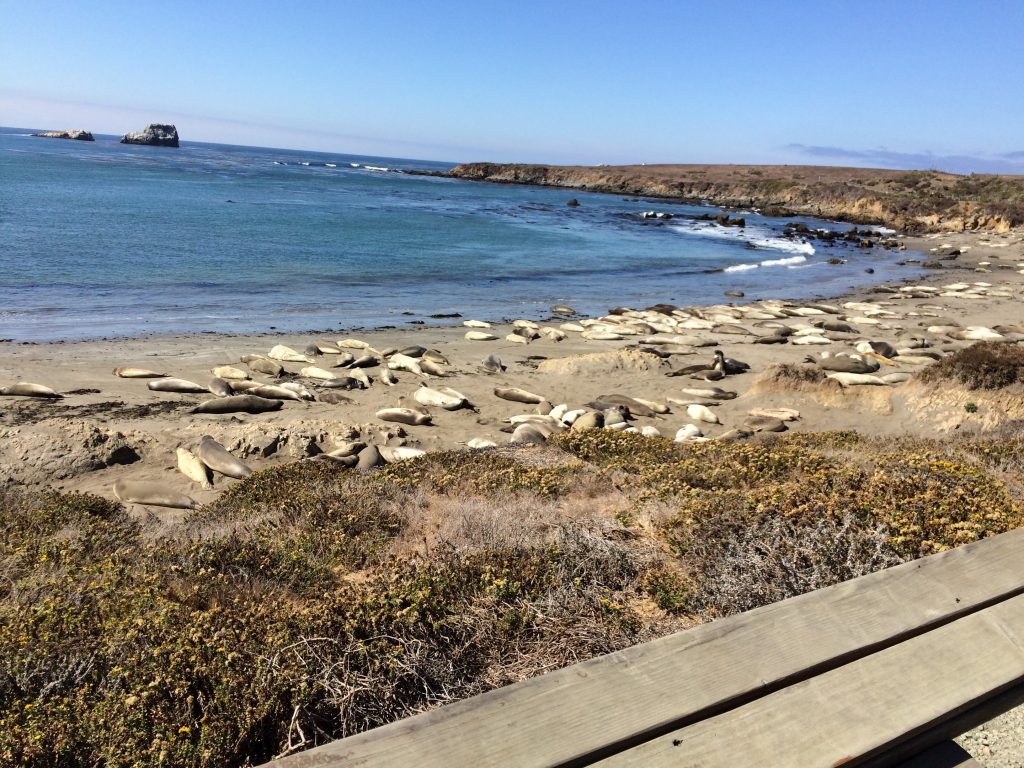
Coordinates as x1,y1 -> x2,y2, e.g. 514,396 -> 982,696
723,254 -> 809,273
364,165 -> 390,172
670,222 -> 815,256
325,163 -> 337,168
350,163 -> 360,167
760,255 -> 807,267
300,161 -> 310,166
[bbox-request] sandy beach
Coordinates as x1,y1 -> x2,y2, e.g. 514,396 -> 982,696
3,226 -> 1023,507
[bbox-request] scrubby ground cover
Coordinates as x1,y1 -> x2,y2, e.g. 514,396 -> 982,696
3,431 -> 1023,766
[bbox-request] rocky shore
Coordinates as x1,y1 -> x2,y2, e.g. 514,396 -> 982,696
120,123 -> 179,147
31,129 -> 94,141
449,163 -> 1024,234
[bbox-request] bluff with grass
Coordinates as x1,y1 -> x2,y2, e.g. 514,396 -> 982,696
4,426 -> 1024,766
449,163 -> 1024,233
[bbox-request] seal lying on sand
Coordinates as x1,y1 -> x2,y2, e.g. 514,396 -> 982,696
148,378 -> 207,393
112,367 -> 167,378
0,382 -> 63,398
192,395 -> 282,414
113,479 -> 197,509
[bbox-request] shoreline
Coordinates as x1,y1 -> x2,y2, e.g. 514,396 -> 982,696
2,226 -> 1022,500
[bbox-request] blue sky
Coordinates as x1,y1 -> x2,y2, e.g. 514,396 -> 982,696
2,0 -> 1023,171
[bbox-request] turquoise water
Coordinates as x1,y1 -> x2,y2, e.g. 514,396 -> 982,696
0,128 -> 915,341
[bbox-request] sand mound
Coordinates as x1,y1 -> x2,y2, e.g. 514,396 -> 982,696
0,421 -> 146,486
537,348 -> 667,376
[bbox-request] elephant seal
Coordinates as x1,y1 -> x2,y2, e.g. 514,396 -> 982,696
279,382 -> 314,400
228,380 -> 261,392
197,435 -> 253,479
112,367 -> 166,378
681,387 -> 737,400
414,386 -> 466,410
268,345 -> 310,362
300,366 -> 337,381
388,354 -> 426,377
494,387 -> 545,405
481,354 -> 506,373
687,404 -> 720,424
317,376 -> 365,390
465,331 -> 498,341
113,479 -> 197,509
211,366 -> 250,380
355,444 -> 382,470
419,358 -> 447,377
176,447 -> 213,489
248,384 -> 303,401
594,395 -> 657,418
378,445 -> 426,463
0,382 -> 63,398
376,408 -> 432,426
208,377 -> 233,397
349,354 -> 379,369
397,345 -> 427,358
192,395 -> 283,414
148,378 -> 207,394
241,356 -> 284,377
570,411 -> 604,431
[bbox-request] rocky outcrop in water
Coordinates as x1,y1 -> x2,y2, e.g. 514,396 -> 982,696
32,129 -> 94,141
120,124 -> 179,147
449,163 -> 1024,233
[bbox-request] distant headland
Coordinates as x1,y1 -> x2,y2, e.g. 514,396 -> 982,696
31,129 -> 94,141
449,162 -> 1024,234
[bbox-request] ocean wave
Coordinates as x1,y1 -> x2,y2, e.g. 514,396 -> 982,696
723,263 -> 759,273
669,222 -> 815,255
760,255 -> 807,267
723,254 -> 808,273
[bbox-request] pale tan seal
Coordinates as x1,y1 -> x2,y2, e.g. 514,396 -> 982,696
376,408 -> 432,426
0,382 -> 63,398
112,367 -> 167,378
494,387 -> 545,405
176,447 -> 213,489
148,378 -> 206,393
196,435 -> 252,479
113,479 -> 197,509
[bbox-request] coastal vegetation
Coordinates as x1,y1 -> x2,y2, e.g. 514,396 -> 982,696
3,430 -> 1023,766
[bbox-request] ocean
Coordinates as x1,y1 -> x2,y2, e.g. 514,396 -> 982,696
0,128 -> 917,341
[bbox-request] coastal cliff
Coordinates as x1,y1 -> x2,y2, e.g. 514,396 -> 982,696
31,129 -> 94,141
449,163 -> 1024,233
121,123 -> 179,147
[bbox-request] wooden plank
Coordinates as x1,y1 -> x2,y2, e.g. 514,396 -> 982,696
266,528 -> 1024,768
858,684 -> 1024,768
892,741 -> 980,768
593,593 -> 1024,768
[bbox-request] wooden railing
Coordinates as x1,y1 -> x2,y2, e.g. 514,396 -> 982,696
264,527 -> 1024,767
